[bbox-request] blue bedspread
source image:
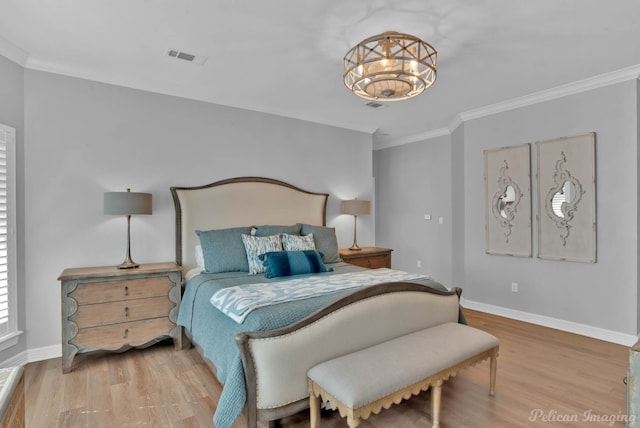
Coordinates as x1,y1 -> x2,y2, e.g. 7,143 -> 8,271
177,263 -> 453,428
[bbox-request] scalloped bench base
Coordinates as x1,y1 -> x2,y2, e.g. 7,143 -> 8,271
307,322 -> 499,428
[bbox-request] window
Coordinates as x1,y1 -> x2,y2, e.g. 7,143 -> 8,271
0,123 -> 19,350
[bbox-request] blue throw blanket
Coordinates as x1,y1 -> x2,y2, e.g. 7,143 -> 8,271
177,263 -> 453,428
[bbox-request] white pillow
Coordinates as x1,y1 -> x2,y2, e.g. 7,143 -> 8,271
185,267 -> 203,281
195,245 -> 205,268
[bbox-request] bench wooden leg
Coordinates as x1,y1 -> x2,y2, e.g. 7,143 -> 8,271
346,414 -> 360,428
309,393 -> 321,428
431,380 -> 443,428
489,350 -> 498,396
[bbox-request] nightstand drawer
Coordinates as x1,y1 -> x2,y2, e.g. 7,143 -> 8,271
73,296 -> 174,328
347,254 -> 390,269
73,317 -> 175,350
70,276 -> 171,304
339,247 -> 393,269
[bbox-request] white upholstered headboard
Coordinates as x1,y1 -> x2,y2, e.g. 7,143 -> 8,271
170,177 -> 329,272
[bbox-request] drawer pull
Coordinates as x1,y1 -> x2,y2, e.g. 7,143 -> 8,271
123,328 -> 129,338
124,286 -> 129,296
124,307 -> 129,317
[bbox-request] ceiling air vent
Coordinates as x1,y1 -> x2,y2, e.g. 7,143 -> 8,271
166,49 -> 207,65
365,101 -> 386,109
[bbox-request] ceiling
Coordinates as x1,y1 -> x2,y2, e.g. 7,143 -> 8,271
2,1 -> 640,147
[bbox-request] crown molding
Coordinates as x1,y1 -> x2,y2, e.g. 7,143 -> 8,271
373,127 -> 450,150
380,64 -> 640,148
0,36 -> 28,66
459,64 -> 640,123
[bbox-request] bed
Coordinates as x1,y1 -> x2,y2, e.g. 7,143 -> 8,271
171,177 -> 463,428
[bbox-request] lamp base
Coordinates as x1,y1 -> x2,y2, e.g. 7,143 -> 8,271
118,215 -> 140,269
118,260 -> 140,269
348,243 -> 362,251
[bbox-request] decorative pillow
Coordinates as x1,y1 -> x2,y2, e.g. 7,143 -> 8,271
299,224 -> 341,263
241,234 -> 283,274
253,224 -> 302,237
259,250 -> 331,278
196,227 -> 252,273
282,233 -> 316,251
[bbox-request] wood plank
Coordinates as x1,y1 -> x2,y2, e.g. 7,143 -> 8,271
25,309 -> 630,427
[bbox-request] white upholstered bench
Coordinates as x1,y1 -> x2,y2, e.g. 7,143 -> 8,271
307,322 -> 499,428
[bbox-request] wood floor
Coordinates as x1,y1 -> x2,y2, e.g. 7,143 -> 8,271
24,309 -> 630,427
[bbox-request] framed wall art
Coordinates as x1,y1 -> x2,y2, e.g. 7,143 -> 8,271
484,143 -> 532,257
536,133 -> 596,263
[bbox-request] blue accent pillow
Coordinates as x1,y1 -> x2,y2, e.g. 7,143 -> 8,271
195,227 -> 252,273
253,224 -> 302,237
259,250 -> 333,278
299,224 -> 341,263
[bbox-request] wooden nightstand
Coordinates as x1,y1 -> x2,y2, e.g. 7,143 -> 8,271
58,262 -> 182,373
339,247 -> 393,269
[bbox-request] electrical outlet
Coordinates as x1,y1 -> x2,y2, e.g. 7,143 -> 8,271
417,260 -> 422,268
511,282 -> 518,292
424,214 -> 431,220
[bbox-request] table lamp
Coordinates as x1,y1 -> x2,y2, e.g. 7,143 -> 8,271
104,188 -> 152,268
341,199 -> 370,251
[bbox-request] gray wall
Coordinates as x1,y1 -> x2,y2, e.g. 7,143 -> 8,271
0,55 -> 26,363
22,70 -> 374,354
450,125 -> 465,288
374,135 -> 453,286
375,80 -> 639,337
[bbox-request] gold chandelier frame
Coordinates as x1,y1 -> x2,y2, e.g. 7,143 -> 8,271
343,31 -> 437,101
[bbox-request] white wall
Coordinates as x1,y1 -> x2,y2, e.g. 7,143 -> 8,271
23,70 -> 373,354
375,79 -> 639,341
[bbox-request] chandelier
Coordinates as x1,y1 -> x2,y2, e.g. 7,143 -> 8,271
343,31 -> 437,101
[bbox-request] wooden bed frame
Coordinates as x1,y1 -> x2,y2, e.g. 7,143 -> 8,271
171,177 -> 461,427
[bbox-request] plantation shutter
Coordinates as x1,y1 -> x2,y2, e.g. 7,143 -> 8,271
0,125 -> 14,335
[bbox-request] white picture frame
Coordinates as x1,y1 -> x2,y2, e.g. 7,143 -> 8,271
536,133 -> 596,263
484,143 -> 532,257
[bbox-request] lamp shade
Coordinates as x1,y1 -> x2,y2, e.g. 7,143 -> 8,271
104,190 -> 152,215
341,199 -> 370,216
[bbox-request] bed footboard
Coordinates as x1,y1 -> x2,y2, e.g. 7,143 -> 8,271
236,282 -> 461,427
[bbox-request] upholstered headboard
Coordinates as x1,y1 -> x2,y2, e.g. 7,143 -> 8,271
170,177 -> 329,272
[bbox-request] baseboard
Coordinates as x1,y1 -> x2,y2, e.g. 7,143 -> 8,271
27,344 -> 62,363
461,298 -> 638,347
0,350 -> 28,368
0,344 -> 61,368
